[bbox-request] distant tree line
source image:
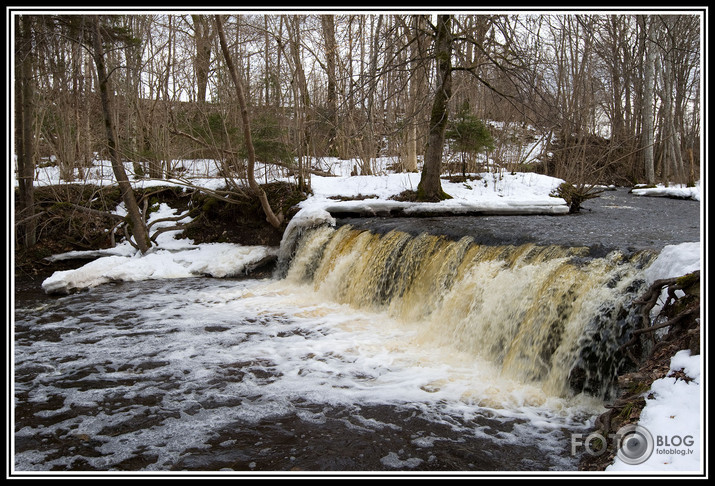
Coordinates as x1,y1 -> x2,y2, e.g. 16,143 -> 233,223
13,11 -> 702,246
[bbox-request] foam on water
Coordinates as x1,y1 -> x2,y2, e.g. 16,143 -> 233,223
14,275 -> 604,471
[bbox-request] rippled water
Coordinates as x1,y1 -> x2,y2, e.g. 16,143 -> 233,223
13,277 -> 603,473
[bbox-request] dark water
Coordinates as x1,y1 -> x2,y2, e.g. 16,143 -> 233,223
340,188 -> 701,255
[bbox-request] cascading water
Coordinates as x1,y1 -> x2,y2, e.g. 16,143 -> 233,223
282,224 -> 656,401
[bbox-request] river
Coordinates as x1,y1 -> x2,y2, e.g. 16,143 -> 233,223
12,189 -> 701,475
339,188 -> 701,254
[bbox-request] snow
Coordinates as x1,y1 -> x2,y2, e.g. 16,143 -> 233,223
277,206 -> 336,265
632,181 -> 702,201
644,242 -> 701,285
606,350 -> 701,472
303,170 -> 570,216
597,242 -> 701,474
15,156 -> 704,474
613,242 -> 702,474
41,202 -> 278,294
41,244 -> 278,295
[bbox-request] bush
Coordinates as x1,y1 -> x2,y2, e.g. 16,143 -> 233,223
551,182 -> 603,213
446,101 -> 495,176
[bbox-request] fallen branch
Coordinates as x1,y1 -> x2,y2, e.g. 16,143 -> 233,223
54,203 -> 125,221
149,225 -> 186,245
146,213 -> 193,232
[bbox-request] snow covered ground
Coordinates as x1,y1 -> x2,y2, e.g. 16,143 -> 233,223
303,170 -> 570,216
40,202 -> 279,295
13,157 -> 705,474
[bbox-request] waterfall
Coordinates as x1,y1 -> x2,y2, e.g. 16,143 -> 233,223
281,224 -> 656,399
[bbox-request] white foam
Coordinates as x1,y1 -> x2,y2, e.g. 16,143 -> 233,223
380,451 -> 424,469
15,277 -> 602,471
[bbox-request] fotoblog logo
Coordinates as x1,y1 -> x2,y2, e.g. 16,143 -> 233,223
614,425 -> 655,465
571,424 -> 655,465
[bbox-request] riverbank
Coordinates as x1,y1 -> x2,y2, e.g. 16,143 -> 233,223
578,269 -> 701,471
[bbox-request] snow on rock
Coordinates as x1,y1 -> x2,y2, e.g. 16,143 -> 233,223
41,256 -> 136,295
176,243 -> 278,278
277,206 -> 336,268
644,242 -> 701,284
631,182 -> 701,201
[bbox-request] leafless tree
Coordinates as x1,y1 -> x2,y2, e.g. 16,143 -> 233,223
91,15 -> 151,253
214,14 -> 284,229
15,14 -> 37,247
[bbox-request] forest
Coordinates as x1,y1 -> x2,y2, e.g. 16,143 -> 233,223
10,10 -> 705,475
12,10 -> 702,254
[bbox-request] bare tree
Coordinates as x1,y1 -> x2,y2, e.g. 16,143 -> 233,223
321,14 -> 339,157
418,15 -> 453,201
640,16 -> 656,184
191,14 -> 213,103
15,14 -> 37,247
214,14 -> 283,229
91,15 -> 150,253
403,15 -> 429,172
285,15 -> 311,189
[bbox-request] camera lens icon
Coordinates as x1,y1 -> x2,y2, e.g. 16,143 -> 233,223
616,425 -> 654,465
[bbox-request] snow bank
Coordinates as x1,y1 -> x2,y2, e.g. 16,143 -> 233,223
303,171 -> 569,216
632,182 -> 701,201
41,202 -> 279,294
644,242 -> 701,284
607,350 -> 701,472
41,244 -> 278,295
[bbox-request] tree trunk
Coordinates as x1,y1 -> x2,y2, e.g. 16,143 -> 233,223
286,15 -> 311,190
641,17 -> 656,185
91,16 -> 150,253
15,15 -> 36,247
418,15 -> 452,201
404,15 -> 427,173
192,14 -> 212,103
321,15 -> 339,157
215,15 -> 283,229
